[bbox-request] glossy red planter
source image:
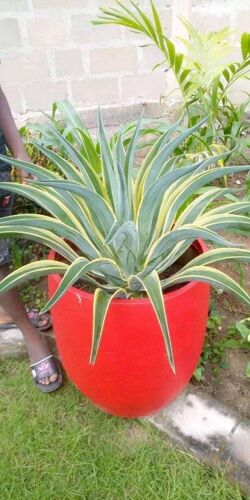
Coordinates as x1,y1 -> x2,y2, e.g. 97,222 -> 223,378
48,240 -> 210,418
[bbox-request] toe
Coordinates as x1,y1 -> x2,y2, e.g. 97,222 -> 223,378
39,318 -> 49,328
49,373 -> 58,383
40,377 -> 50,385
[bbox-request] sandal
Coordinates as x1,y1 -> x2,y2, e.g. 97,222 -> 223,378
30,354 -> 63,393
0,309 -> 52,332
26,309 -> 52,331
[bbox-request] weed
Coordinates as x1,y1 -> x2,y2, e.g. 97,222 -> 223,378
194,309 -> 227,381
194,313 -> 250,381
225,318 -> 250,377
10,241 -> 48,310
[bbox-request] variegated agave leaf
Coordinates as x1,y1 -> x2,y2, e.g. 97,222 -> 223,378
0,111 -> 249,372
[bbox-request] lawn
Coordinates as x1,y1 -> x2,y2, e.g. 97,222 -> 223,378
0,360 -> 243,500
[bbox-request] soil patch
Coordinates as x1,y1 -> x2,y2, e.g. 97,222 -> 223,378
74,244 -> 198,295
191,233 -> 250,419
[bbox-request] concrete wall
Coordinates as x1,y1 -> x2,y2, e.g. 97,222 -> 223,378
0,0 -> 248,126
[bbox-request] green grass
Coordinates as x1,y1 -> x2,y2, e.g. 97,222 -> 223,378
0,360 -> 243,500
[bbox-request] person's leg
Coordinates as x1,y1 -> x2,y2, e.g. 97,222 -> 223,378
0,162 -> 60,387
0,263 -> 58,385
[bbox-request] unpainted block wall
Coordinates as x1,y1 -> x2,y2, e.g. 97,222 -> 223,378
0,0 -> 248,125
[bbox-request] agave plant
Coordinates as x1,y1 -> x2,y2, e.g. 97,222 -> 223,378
0,115 -> 249,372
25,99 -> 168,171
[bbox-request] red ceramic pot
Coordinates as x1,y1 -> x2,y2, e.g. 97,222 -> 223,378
48,240 -> 210,418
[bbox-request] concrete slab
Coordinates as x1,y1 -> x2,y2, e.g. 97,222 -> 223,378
147,390 -> 250,495
231,423 -> 250,467
0,326 -> 57,360
0,327 -> 27,359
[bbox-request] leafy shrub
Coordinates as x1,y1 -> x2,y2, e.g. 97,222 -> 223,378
94,1 -> 250,161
